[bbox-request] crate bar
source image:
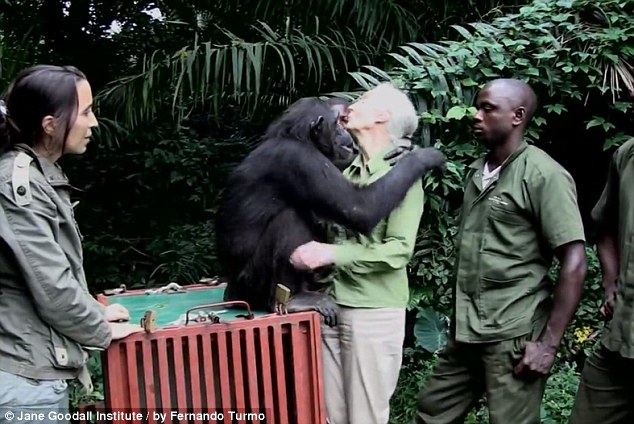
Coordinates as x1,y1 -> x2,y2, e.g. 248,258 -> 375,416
172,335 -> 188,418
290,322 -> 311,424
216,332 -> 233,424
272,324 -> 289,424
142,340 -> 158,424
187,335 -> 203,424
156,338 -> 172,412
309,313 -> 327,422
230,331 -> 246,412
243,328 -> 261,423
258,325 -> 275,422
200,333 -> 217,414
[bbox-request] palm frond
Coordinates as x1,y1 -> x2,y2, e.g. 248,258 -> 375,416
96,22 -> 378,129
251,0 -> 419,48
0,26 -> 41,86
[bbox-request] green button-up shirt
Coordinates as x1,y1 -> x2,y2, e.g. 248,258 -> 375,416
328,146 -> 425,309
592,137 -> 634,358
454,141 -> 585,343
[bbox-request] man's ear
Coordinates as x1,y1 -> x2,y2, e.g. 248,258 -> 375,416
41,115 -> 56,136
512,107 -> 526,126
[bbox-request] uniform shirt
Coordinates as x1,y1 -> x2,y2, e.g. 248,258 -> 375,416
329,145 -> 425,309
454,141 -> 585,343
592,137 -> 634,358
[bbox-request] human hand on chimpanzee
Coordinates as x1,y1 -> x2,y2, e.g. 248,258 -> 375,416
289,241 -> 336,271
513,341 -> 556,381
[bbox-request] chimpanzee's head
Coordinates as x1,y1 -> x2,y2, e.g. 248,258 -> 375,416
265,97 -> 357,170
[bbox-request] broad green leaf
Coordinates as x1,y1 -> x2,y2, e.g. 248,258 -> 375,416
586,117 -> 605,129
414,307 -> 449,353
446,105 -> 466,120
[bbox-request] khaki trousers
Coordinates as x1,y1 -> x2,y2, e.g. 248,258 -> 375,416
568,344 -> 634,424
414,318 -> 548,424
321,306 -> 405,424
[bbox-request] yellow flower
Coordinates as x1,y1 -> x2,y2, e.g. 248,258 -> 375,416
573,326 -> 593,344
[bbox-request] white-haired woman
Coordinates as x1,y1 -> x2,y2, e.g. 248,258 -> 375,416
290,82 -> 427,424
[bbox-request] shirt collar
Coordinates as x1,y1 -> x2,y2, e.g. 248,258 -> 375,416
348,145 -> 394,176
469,140 -> 529,172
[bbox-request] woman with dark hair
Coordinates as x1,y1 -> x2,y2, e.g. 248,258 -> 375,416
0,65 -> 142,423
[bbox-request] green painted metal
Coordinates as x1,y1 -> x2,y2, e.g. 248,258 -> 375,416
105,285 -> 268,327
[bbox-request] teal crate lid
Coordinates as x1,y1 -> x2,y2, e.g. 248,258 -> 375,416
104,285 -> 268,328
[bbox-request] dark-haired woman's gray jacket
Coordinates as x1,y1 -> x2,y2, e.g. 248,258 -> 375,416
0,144 -> 112,384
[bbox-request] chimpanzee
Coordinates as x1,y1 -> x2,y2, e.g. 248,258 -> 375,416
215,97 -> 445,326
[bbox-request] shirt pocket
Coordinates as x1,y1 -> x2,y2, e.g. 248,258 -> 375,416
478,274 -> 528,328
48,326 -> 88,371
481,203 -> 530,260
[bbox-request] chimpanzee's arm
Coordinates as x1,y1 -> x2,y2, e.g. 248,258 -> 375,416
267,141 -> 441,234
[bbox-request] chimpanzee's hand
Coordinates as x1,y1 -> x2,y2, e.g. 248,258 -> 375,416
413,147 -> 447,172
287,291 -> 340,327
383,138 -> 415,166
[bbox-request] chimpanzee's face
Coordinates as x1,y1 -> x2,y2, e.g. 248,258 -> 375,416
309,101 -> 357,171
329,104 -> 357,170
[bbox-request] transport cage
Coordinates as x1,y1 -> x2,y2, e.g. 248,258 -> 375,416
93,283 -> 327,424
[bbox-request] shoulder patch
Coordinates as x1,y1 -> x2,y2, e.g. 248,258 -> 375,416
12,152 -> 33,206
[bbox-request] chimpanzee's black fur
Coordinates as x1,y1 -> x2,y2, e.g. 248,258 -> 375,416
215,97 -> 445,326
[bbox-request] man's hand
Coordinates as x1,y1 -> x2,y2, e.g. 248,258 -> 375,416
105,303 -> 130,322
289,241 -> 336,271
513,341 -> 557,380
600,279 -> 618,320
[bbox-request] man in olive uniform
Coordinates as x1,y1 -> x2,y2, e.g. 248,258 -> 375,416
568,136 -> 634,424
413,78 -> 588,424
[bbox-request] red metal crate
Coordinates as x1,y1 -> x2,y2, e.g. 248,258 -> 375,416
94,284 -> 326,424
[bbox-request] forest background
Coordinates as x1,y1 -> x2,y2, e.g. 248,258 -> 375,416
2,0 -> 634,422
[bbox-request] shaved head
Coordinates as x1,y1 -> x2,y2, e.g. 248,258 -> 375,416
482,78 -> 538,123
472,78 -> 538,147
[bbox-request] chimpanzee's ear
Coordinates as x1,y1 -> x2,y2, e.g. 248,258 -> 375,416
309,115 -> 324,140
310,115 -> 324,131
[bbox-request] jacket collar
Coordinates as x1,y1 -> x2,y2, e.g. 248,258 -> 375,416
14,144 -> 83,191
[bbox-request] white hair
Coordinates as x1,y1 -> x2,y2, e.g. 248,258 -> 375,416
366,82 -> 418,144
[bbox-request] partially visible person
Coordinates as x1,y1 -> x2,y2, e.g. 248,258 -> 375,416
413,78 -> 587,424
0,65 -> 142,424
290,82 -> 434,424
568,135 -> 634,424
